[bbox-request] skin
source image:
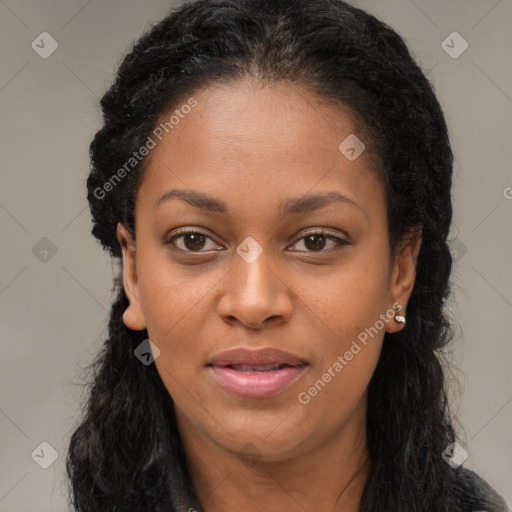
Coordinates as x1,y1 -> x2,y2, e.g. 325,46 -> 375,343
117,79 -> 422,512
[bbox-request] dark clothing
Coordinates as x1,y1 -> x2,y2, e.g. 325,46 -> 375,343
120,457 -> 509,512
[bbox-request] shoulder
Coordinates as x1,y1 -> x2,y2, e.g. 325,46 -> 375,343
454,466 -> 509,512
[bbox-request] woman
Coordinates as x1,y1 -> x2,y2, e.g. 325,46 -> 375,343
66,0 -> 509,510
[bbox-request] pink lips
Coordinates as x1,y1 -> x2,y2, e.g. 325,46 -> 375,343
208,348 -> 307,399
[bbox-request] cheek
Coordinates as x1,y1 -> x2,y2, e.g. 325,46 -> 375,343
297,253 -> 390,397
308,252 -> 391,337
297,271 -> 388,422
137,249 -> 208,329
141,285 -> 204,352
141,271 -> 209,411
296,336 -> 382,442
137,258 -> 222,380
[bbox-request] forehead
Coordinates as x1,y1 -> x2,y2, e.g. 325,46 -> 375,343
136,79 -> 384,218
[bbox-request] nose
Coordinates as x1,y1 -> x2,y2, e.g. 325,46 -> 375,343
216,249 -> 293,329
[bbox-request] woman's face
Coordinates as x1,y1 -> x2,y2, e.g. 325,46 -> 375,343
118,79 -> 420,462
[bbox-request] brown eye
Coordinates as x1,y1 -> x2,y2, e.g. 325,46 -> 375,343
165,230 -> 221,253
304,234 -> 329,251
289,231 -> 349,252
179,233 -> 207,251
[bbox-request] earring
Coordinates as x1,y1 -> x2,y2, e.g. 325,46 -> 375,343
394,304 -> 406,324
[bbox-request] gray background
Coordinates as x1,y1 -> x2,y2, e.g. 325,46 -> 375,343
1,0 -> 511,510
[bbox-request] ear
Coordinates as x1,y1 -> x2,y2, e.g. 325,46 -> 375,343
386,226 -> 422,334
117,222 -> 147,331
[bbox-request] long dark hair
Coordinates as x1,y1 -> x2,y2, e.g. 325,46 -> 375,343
67,0 -> 463,510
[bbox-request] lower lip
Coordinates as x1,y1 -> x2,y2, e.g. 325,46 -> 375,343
209,365 -> 306,399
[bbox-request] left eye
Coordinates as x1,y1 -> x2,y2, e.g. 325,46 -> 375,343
288,232 -> 348,252
165,230 -> 348,253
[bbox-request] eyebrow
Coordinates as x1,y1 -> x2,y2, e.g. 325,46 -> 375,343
154,188 -> 365,217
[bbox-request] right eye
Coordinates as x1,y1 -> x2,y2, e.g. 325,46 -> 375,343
164,229 -> 224,253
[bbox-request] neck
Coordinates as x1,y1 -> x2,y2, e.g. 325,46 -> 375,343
176,401 -> 370,512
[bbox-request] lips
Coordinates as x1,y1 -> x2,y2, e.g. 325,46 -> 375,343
208,348 -> 307,399
209,348 -> 306,368
228,363 -> 295,372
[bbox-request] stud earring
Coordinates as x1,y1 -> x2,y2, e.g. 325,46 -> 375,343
394,304 -> 406,324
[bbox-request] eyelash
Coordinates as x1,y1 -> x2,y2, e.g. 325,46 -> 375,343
164,228 -> 349,254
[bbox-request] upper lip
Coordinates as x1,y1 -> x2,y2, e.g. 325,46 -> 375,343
209,348 -> 307,367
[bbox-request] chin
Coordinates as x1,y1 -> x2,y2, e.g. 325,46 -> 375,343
207,410 -> 317,462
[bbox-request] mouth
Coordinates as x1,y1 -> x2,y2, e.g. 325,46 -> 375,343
207,348 -> 308,399
220,363 -> 303,372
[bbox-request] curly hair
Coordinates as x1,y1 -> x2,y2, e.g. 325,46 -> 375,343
66,0 -> 467,510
